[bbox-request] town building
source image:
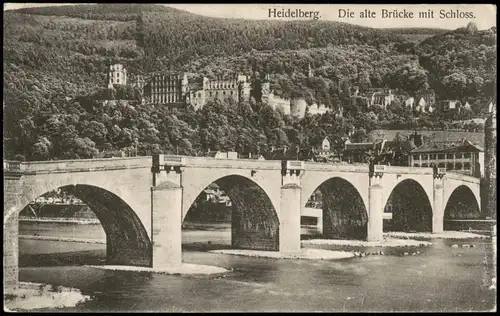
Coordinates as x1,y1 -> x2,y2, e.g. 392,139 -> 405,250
409,139 -> 484,177
238,152 -> 265,160
437,100 -> 462,113
364,88 -> 395,109
417,89 -> 436,107
107,63 -> 127,88
342,141 -> 377,163
414,97 -> 427,113
308,103 -> 332,116
143,72 -> 189,105
309,136 -> 335,161
342,134 -> 418,165
405,97 -> 415,109
189,74 -> 252,109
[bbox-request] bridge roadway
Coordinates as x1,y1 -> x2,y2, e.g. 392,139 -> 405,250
3,155 -> 482,293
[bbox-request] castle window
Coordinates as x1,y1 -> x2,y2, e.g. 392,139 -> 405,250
210,92 -> 212,97
117,79 -> 120,84
223,91 -> 226,95
231,91 -> 234,95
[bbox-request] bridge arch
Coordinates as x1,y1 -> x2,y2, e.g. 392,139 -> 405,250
444,185 -> 481,220
383,179 -> 433,232
443,180 -> 481,219
184,174 -> 280,251
7,184 -> 152,267
305,177 -> 368,240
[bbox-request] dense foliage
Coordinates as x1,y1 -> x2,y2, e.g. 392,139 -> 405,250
3,4 -> 495,161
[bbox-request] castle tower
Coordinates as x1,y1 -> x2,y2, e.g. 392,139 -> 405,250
483,101 -> 496,219
107,64 -> 127,88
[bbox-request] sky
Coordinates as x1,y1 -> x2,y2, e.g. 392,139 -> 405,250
3,3 -> 497,30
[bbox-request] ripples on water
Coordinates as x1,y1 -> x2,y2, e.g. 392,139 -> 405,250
17,223 -> 496,312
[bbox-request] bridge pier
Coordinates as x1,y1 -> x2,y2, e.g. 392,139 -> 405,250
151,185 -> 183,268
367,170 -> 384,241
317,214 -> 323,235
432,181 -> 444,234
367,183 -> 384,241
279,184 -> 302,254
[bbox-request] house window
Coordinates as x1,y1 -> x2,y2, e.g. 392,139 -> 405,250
446,154 -> 454,160
463,153 -> 471,158
438,162 -> 445,168
456,162 -> 463,170
412,154 -> 418,161
413,163 -> 419,167
421,154 -> 428,160
446,162 -> 454,170
464,162 -> 471,170
422,163 -> 428,168
456,153 -> 463,159
438,154 -> 445,160
429,154 -> 436,160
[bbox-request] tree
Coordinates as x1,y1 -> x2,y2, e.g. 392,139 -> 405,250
442,72 -> 468,99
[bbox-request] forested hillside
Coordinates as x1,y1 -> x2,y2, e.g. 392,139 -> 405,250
418,25 -> 496,102
3,4 -> 495,161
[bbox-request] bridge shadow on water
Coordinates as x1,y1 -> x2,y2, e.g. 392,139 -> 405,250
19,249 -> 107,268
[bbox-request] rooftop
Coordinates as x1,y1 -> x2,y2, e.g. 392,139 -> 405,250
411,139 -> 484,153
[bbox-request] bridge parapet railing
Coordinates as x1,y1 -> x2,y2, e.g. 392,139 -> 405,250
19,156 -> 152,173
445,172 -> 481,184
382,165 -> 434,175
178,156 -> 282,170
303,162 -> 369,173
3,160 -> 24,172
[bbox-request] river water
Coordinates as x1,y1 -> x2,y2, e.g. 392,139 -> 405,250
17,222 -> 496,312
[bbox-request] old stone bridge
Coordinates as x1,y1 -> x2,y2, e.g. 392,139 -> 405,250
3,155 -> 481,291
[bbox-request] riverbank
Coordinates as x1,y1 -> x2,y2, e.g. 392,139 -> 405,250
4,282 -> 90,311
209,248 -> 355,260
